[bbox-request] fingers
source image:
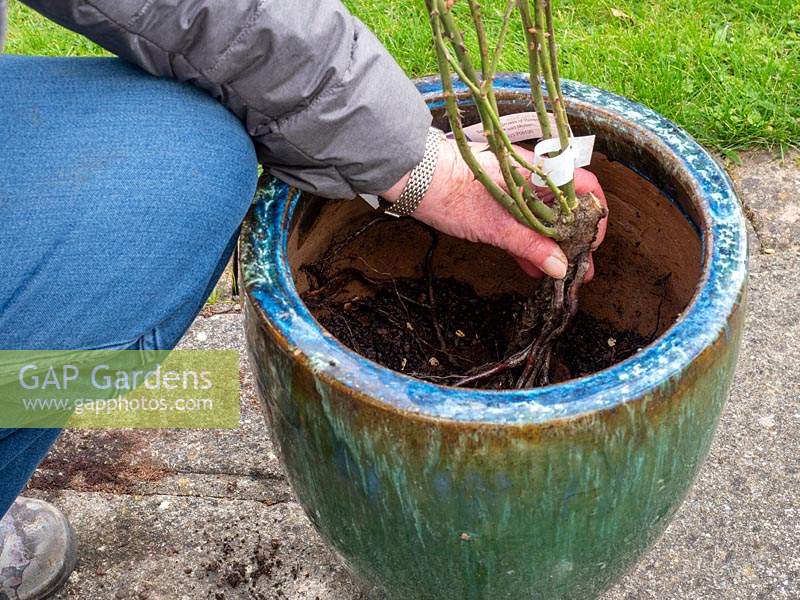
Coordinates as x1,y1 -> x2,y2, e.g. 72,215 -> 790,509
573,167 -> 597,195
492,220 -> 568,279
584,255 -> 595,282
517,251 -> 595,282
514,256 -> 544,279
431,140 -> 605,282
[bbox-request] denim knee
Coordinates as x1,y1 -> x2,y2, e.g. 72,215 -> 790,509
0,57 -> 258,351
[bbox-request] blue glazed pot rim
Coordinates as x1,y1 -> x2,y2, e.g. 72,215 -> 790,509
242,74 -> 747,425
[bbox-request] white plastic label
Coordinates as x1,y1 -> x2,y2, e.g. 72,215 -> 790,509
569,135 -> 596,168
447,112 -> 558,143
531,135 -> 596,187
360,193 -> 380,209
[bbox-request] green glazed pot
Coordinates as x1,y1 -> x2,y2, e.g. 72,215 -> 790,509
241,75 -> 748,599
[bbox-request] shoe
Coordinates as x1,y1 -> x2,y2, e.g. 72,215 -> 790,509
0,497 -> 77,600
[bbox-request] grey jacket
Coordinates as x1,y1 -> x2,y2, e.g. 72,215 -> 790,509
3,0 -> 431,199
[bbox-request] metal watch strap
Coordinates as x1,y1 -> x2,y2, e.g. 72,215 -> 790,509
384,127 -> 444,217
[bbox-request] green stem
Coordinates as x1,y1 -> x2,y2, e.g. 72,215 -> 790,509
437,4 -> 536,222
495,140 -> 553,235
488,0 -> 516,80
427,0 -> 567,237
544,0 -> 565,107
518,0 -> 552,140
476,91 -> 567,206
444,47 -> 565,221
533,0 -> 569,149
467,0 -> 490,80
431,4 -> 555,237
436,0 -> 498,143
477,0 -> 506,116
534,0 -> 577,209
510,167 -> 557,223
426,1 -> 523,223
472,0 -> 569,216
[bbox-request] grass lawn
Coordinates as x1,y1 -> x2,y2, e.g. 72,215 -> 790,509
6,0 -> 799,152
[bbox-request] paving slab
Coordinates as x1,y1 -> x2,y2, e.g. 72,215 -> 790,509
24,154 -> 800,599
31,491 -> 366,600
30,314 -> 286,501
730,150 -> 800,252
605,246 -> 800,600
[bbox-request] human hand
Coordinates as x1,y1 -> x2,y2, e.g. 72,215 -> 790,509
381,137 -> 608,280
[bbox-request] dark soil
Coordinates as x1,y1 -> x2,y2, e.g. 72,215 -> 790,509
27,430 -> 171,493
201,529 -> 309,600
302,245 -> 650,389
504,193 -> 608,387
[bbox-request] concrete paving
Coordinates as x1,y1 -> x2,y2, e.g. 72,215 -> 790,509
26,151 -> 799,600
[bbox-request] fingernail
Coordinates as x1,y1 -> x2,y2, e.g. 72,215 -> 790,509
542,253 -> 568,279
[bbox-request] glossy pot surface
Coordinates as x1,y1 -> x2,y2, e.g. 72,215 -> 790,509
241,74 -> 748,599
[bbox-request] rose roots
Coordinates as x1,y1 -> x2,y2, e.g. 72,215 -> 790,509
455,193 -> 606,388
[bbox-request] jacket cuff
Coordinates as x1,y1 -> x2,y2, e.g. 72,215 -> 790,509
255,18 -> 431,199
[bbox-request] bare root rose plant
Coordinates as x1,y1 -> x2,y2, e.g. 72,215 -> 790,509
424,0 -> 606,388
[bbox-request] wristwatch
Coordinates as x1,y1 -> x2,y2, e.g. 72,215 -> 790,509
383,127 -> 445,217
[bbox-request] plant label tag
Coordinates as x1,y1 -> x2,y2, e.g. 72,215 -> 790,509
570,135 -> 596,168
531,135 -> 596,187
360,193 -> 380,209
447,112 -> 558,143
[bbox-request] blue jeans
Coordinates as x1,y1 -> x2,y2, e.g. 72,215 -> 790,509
0,56 -> 259,518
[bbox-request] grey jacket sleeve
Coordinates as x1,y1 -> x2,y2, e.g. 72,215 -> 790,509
21,0 -> 432,198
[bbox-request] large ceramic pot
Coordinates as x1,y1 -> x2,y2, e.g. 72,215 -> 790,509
241,74 -> 748,599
